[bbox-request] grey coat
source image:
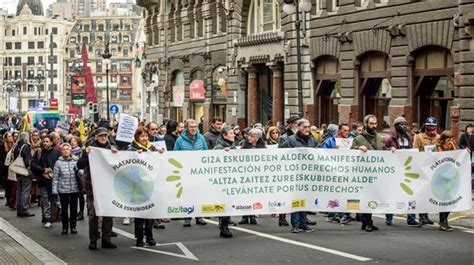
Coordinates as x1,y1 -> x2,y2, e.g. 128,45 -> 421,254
52,156 -> 79,194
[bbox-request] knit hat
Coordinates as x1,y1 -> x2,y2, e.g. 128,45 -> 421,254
393,116 -> 407,126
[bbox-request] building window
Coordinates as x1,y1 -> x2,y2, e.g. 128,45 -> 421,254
49,84 -> 58,91
28,42 -> 35,49
111,60 -> 118,72
23,27 -> 27,35
96,61 -> 102,73
70,37 -> 76,43
123,35 -> 130,42
37,41 -> 44,48
14,57 -> 22,66
123,49 -> 129,57
70,50 -> 75,58
120,60 -> 131,72
38,56 -> 44,64
247,0 -> 281,35
49,55 -> 58,64
12,29 -> 15,36
84,25 -> 90,31
326,0 -> 339,12
15,42 -> 22,49
52,27 -> 58,35
355,0 -> 369,7
98,24 -> 104,31
5,42 -> 12,50
34,27 -> 37,35
27,56 -> 35,65
311,0 -> 322,15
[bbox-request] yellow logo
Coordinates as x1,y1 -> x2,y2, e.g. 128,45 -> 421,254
347,199 -> 360,211
291,199 -> 306,208
201,204 -> 225,214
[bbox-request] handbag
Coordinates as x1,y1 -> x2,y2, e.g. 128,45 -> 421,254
4,145 -> 15,166
9,145 -> 29,176
74,166 -> 84,192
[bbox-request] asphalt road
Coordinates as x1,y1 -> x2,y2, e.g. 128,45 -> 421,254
0,204 -> 473,265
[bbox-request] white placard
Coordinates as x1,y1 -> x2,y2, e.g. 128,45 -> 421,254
424,145 -> 436,152
151,141 -> 167,151
115,114 -> 139,143
336,138 -> 353,149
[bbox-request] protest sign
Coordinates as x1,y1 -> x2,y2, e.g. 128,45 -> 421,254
116,114 -> 138,143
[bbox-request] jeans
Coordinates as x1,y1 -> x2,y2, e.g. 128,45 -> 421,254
40,186 -> 52,222
59,193 -> 79,229
134,218 -> 153,240
16,175 -> 32,215
385,214 -> 416,223
291,211 -> 307,228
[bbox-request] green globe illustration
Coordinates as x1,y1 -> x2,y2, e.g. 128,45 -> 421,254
114,166 -> 154,205
431,163 -> 460,201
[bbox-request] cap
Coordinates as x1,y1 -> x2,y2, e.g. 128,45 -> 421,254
393,116 -> 407,126
286,115 -> 300,124
425,117 -> 438,126
95,127 -> 109,136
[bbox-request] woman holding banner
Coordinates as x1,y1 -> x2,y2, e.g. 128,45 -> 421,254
435,131 -> 457,232
127,126 -> 164,247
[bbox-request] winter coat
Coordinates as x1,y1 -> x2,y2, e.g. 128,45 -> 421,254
322,133 -> 337,149
384,131 -> 413,150
77,139 -> 115,196
241,139 -> 266,149
13,142 -> 31,177
214,137 -> 237,150
280,132 -> 318,148
173,130 -> 208,151
204,127 -> 220,149
30,147 -> 61,188
52,156 -> 79,194
127,140 -> 157,152
351,131 -> 385,151
413,132 -> 440,152
164,133 -> 178,151
459,132 -> 474,151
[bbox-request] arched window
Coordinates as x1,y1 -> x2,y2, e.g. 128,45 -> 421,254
247,0 -> 281,35
313,56 -> 340,125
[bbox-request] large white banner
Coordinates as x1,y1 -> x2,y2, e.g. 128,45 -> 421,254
89,147 -> 472,218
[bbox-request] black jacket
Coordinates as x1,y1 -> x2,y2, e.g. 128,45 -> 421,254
13,142 -> 31,177
30,147 -> 61,188
459,133 -> 474,151
78,140 -> 114,196
127,141 -> 157,152
204,127 -> 220,149
241,139 -> 266,149
164,133 -> 178,151
280,132 -> 318,148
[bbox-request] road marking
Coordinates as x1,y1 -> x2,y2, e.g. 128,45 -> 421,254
203,219 -> 371,262
113,227 -> 198,261
373,214 -> 474,234
0,218 -> 66,265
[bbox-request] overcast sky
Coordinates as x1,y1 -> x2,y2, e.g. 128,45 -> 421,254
0,0 -> 131,15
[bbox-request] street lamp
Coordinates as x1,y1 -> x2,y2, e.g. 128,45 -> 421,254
282,0 -> 312,117
102,42 -> 112,121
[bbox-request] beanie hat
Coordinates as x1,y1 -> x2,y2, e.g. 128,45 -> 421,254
393,116 -> 407,126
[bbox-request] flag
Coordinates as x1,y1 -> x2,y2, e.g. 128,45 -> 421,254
22,114 -> 31,131
78,120 -> 87,142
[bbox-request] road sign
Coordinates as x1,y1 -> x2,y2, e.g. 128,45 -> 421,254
110,104 -> 120,114
50,98 -> 58,108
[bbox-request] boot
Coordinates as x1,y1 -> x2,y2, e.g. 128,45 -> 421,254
278,215 -> 289,226
88,241 -> 98,250
195,217 -> 207,225
61,224 -> 68,235
219,225 -> 233,238
249,216 -> 257,225
136,239 -> 144,247
146,238 -> 157,246
76,212 -> 84,221
102,240 -> 117,249
238,216 -> 249,225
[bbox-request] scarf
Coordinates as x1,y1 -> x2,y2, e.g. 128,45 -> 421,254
133,139 -> 153,151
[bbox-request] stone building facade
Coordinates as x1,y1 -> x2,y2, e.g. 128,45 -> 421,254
0,4 -> 74,112
65,14 -> 143,117
137,0 -> 474,134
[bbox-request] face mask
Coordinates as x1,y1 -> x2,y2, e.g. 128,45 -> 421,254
395,124 -> 407,134
427,127 -> 437,133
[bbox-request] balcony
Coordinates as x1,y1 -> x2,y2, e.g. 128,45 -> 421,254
119,95 -> 132,102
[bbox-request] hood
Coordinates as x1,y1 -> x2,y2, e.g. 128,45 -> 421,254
181,130 -> 202,143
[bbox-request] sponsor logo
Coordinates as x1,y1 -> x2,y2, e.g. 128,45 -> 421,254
400,155 -> 419,196
291,199 -> 306,208
368,201 -> 378,210
429,160 -> 462,207
252,202 -> 263,210
408,200 -> 416,210
167,206 -> 195,214
347,199 -> 360,210
268,201 -> 286,208
327,199 -> 340,209
232,205 -> 252,211
201,204 -> 225,214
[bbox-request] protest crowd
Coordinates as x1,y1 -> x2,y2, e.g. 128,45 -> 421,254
0,111 -> 472,250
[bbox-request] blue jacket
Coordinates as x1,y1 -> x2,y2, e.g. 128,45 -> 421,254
173,130 -> 208,151
323,133 -> 337,149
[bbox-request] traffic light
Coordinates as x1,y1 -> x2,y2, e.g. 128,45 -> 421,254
88,102 -> 93,114
93,103 -> 98,113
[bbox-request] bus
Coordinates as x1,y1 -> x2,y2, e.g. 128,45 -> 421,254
25,111 -> 61,130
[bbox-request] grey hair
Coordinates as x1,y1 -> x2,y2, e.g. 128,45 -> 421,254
17,131 -> 30,145
248,128 -> 263,139
61,143 -> 72,149
297,118 -> 309,127
363,114 -> 377,125
185,119 -> 197,128
327,124 -> 339,134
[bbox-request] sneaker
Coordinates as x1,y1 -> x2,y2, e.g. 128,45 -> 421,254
340,217 -> 351,224
326,217 -> 338,223
300,226 -> 314,232
195,218 -> 207,225
123,218 -> 131,225
306,219 -> 317,226
44,222 -> 52,228
439,225 -> 454,232
146,238 -> 157,246
291,227 -> 300,233
407,220 -> 420,226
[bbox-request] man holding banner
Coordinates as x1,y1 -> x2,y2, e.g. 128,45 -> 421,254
78,127 -> 118,250
351,114 -> 388,232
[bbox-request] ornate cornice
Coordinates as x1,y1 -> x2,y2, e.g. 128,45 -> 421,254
236,31 -> 284,47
